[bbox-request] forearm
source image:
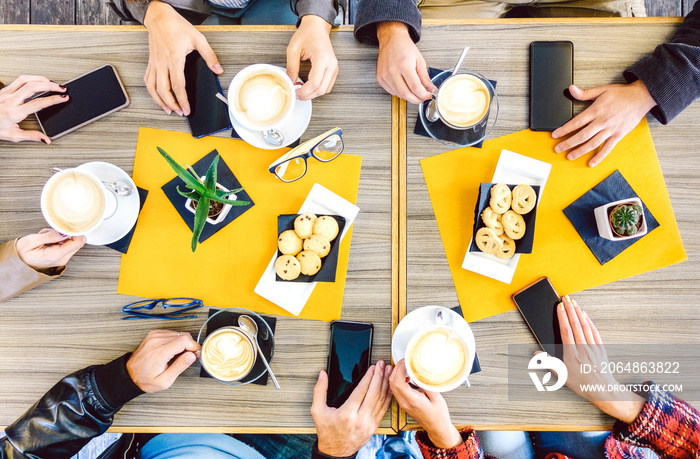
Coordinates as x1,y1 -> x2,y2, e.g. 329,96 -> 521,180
416,429 -> 480,459
624,1 -> 700,124
353,0 -> 421,45
0,239 -> 62,302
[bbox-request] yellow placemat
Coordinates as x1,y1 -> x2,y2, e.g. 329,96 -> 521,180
421,119 -> 686,322
118,128 -> 362,321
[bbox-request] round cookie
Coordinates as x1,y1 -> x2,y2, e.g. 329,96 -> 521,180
502,210 -> 526,240
294,213 -> 317,239
496,235 -> 516,259
275,255 -> 301,280
313,216 -> 339,241
511,184 -> 536,215
304,234 -> 332,258
278,230 -> 303,256
475,227 -> 502,254
481,207 -> 504,235
489,183 -> 511,214
297,250 -> 322,276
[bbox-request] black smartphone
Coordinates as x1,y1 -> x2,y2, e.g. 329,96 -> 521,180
512,277 -> 563,359
326,320 -> 373,408
184,51 -> 231,138
36,65 -> 129,140
529,41 -> 574,131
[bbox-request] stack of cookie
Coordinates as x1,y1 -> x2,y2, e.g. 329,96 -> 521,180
275,213 -> 339,281
475,183 -> 536,259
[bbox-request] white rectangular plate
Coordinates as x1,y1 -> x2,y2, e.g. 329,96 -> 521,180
254,183 -> 360,316
462,150 -> 552,284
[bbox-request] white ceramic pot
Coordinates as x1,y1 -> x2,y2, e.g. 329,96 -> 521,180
593,197 -> 647,241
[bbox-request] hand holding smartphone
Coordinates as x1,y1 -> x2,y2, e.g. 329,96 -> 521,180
326,320 -> 373,408
529,41 -> 574,132
184,51 -> 231,138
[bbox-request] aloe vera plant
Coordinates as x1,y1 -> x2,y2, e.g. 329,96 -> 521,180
158,147 -> 249,252
610,203 -> 643,236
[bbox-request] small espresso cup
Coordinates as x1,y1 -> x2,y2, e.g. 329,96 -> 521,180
41,168 -> 109,236
228,64 -> 297,132
434,71 -> 495,131
200,326 -> 258,383
405,325 -> 473,392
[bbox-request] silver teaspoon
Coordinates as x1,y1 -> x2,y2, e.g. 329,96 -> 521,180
238,314 -> 280,390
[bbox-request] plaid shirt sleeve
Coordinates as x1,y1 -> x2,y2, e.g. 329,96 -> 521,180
605,382 -> 700,459
416,429 -> 496,459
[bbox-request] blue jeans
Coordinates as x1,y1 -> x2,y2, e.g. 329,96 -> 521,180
478,430 -> 610,459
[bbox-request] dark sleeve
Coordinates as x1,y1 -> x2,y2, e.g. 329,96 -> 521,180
623,0 -> 700,124
1,354 -> 143,459
106,0 -> 210,25
311,440 -> 358,459
353,0 -> 422,46
294,0 -> 346,27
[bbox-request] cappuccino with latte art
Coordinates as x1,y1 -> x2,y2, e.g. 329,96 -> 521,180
41,169 -> 106,235
406,326 -> 470,391
437,73 -> 491,129
201,327 -> 257,382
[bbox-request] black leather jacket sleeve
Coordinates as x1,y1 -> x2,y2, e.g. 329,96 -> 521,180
1,354 -> 143,459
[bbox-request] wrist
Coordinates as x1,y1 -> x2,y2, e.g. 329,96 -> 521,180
630,79 -> 657,111
143,0 -> 170,28
593,391 -> 646,424
300,14 -> 332,33
426,424 -> 463,449
317,439 -> 357,458
377,22 -> 410,46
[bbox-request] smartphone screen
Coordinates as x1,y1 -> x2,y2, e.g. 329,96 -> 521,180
36,65 -> 129,139
512,277 -> 562,359
327,321 -> 373,408
184,51 -> 231,138
529,41 -> 573,131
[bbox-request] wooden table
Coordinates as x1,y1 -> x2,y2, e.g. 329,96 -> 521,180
1,18 -> 698,434
0,25 -> 396,433
403,18 -> 700,431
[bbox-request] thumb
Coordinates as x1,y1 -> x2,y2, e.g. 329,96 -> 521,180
569,84 -> 605,102
312,370 -> 329,408
195,38 -> 223,75
157,351 -> 197,391
286,46 -> 301,85
10,127 -> 50,144
417,62 -> 437,94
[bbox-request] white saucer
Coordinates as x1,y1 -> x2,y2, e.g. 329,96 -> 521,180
77,162 -> 140,246
228,70 -> 312,150
391,306 -> 476,370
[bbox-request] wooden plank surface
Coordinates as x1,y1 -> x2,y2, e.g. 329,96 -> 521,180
0,27 -> 394,432
405,20 -> 700,429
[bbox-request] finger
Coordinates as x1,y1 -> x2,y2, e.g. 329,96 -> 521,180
574,301 -> 596,345
358,361 -> 386,419
156,67 -> 183,116
286,44 -> 302,85
392,74 -> 423,105
564,298 -> 586,344
160,332 -> 200,360
587,316 -> 604,345
296,62 -> 325,100
373,364 -> 393,422
155,350 -> 198,390
588,135 -> 621,167
311,370 -> 329,413
19,94 -> 69,118
2,75 -> 52,94
403,68 -> 433,103
8,128 -> 51,144
344,364 -> 376,409
305,65 -> 335,99
417,59 -> 437,94
195,36 -> 223,75
56,235 -> 87,256
557,301 -> 574,345
169,56 -> 190,116
566,131 -> 608,161
376,72 -> 398,100
145,66 -> 171,114
422,389 -> 444,405
555,122 -> 603,153
31,229 -> 69,245
568,84 -> 606,102
552,110 -> 595,141
13,81 -> 65,104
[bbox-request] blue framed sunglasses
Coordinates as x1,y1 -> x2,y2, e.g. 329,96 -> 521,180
122,298 -> 203,320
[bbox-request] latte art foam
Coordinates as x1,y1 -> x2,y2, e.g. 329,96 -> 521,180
43,171 -> 105,234
234,71 -> 292,128
201,328 -> 256,382
407,327 -> 468,389
437,74 -> 491,128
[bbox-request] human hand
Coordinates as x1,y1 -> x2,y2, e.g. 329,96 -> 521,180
312,361 -> 393,457
552,80 -> 657,167
376,22 -> 436,105
126,330 -> 201,393
0,75 -> 68,143
15,229 -> 86,270
143,0 -> 223,116
390,360 -> 462,449
286,15 -> 338,101
558,296 -> 645,424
